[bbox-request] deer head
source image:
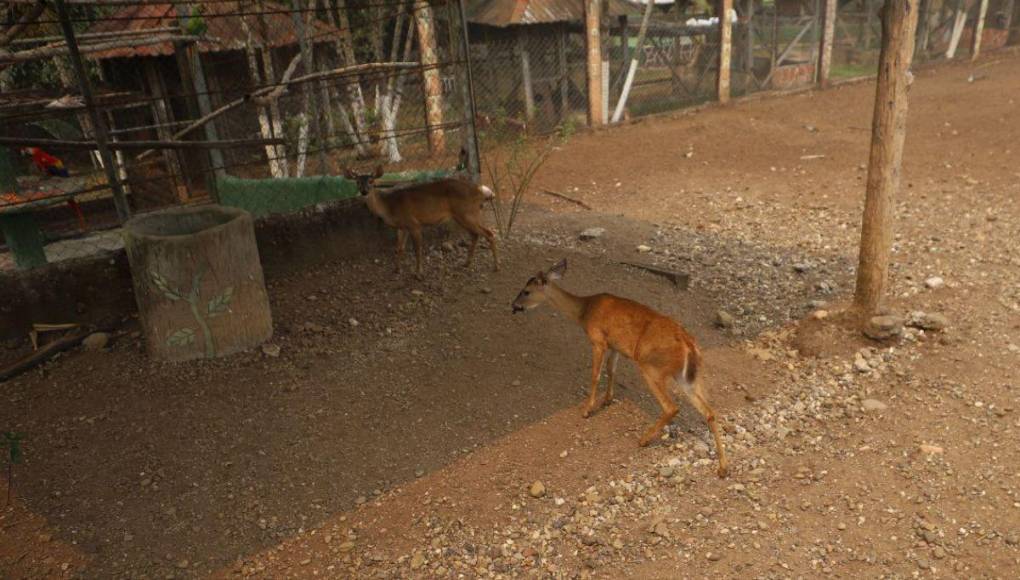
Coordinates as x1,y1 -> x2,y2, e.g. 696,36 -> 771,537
343,166 -> 384,196
512,259 -> 567,314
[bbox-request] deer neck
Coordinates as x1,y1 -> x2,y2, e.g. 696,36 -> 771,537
364,188 -> 393,225
544,282 -> 587,323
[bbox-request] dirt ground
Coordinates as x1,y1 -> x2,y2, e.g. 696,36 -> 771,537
2,53 -> 1020,579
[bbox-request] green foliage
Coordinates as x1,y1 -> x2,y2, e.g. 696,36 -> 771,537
1,433 -> 23,466
183,5 -> 208,36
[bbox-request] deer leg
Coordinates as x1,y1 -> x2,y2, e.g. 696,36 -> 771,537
685,380 -> 729,478
638,371 -> 678,447
601,350 -> 620,408
582,343 -> 606,418
409,226 -> 425,278
465,231 -> 479,267
481,224 -> 499,271
394,229 -> 407,273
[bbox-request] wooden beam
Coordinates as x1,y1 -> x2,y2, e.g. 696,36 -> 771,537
972,0 -> 990,61
0,34 -> 206,66
0,136 -> 285,150
585,0 -> 604,126
818,0 -> 838,87
718,0 -> 734,103
854,0 -> 920,317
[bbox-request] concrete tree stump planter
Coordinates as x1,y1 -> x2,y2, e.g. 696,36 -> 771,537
123,205 -> 273,361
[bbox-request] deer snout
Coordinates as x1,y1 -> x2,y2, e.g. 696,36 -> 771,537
512,304 -> 525,314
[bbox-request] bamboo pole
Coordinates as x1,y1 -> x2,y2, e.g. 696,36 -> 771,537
853,0 -> 920,317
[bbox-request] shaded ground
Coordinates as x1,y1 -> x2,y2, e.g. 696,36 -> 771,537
2,53 -> 1020,578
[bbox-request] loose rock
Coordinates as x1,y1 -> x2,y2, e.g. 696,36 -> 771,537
529,481 -> 546,499
864,315 -> 903,340
861,399 -> 888,412
82,332 -> 109,352
579,227 -> 605,241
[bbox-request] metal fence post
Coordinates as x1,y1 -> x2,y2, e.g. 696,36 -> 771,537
456,0 -> 482,182
53,0 -> 131,221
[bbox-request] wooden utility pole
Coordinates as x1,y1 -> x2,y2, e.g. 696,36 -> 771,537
584,0 -> 604,126
413,0 -> 446,155
53,0 -> 130,221
718,0 -> 733,103
818,0 -> 837,87
971,0 -> 990,61
853,0 -> 920,317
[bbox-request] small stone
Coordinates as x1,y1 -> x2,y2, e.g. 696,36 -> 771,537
864,315 -> 903,340
837,523 -> 847,531
38,533 -> 52,543
907,312 -> 950,331
1004,534 -> 1019,546
853,358 -> 871,373
415,469 -> 425,478
659,466 -> 674,478
300,558 -> 312,566
441,241 -> 455,252
261,343 -> 281,358
636,244 -> 652,253
529,481 -> 546,498
653,522 -> 669,537
411,289 -> 425,296
933,546 -> 947,559
810,309 -> 829,320
354,496 -> 367,505
176,560 -> 189,569
706,552 -> 722,561
579,227 -> 605,241
82,332 -> 109,352
861,399 -> 888,412
792,262 -> 812,273
612,538 -> 624,550
924,276 -> 945,289
917,557 -> 931,570
348,318 -> 360,327
480,287 -> 492,294
410,552 -> 426,570
715,310 -> 735,329
919,444 -> 944,455
692,440 -> 710,457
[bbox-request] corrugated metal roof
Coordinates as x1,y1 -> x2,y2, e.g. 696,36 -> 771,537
85,1 -> 339,60
467,0 -> 641,28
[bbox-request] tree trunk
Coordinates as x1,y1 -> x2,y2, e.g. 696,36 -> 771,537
519,31 -> 536,122
945,0 -> 967,59
818,0 -> 837,87
612,0 -> 654,122
326,0 -> 370,157
240,12 -> 287,178
123,206 -> 273,362
971,0 -> 989,60
256,1 -> 290,176
380,11 -> 416,162
292,0 -> 328,174
413,0 -> 446,155
853,0 -> 920,317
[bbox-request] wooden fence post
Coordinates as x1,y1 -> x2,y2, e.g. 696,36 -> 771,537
853,0 -> 920,318
718,0 -> 733,103
518,31 -> 536,122
972,0 -> 990,60
818,0 -> 837,87
945,0 -> 967,59
584,0 -> 604,126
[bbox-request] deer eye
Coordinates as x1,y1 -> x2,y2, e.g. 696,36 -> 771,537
523,291 -> 530,296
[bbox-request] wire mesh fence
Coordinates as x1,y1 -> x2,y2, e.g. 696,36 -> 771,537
1,0 -> 476,273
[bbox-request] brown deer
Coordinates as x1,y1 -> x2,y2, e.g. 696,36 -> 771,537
344,166 -> 499,277
512,259 -> 728,478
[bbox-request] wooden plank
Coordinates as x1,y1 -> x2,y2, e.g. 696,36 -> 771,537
854,0 -> 920,316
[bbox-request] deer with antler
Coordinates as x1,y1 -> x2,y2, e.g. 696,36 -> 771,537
512,259 -> 728,477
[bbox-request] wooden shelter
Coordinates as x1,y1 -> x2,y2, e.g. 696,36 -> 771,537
84,1 -> 340,206
466,0 -> 642,128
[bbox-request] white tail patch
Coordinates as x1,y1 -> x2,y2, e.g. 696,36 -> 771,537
479,185 -> 495,199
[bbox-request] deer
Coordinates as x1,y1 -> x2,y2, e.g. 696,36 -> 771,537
511,259 -> 729,478
343,166 -> 499,278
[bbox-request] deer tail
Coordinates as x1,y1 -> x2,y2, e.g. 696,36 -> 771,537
479,184 -> 495,200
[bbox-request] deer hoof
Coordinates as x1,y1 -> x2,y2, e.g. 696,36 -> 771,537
717,465 -> 729,479
638,435 -> 653,447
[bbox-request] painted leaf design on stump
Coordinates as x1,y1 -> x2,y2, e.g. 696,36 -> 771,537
150,270 -> 182,301
207,287 -> 234,318
167,327 -> 196,347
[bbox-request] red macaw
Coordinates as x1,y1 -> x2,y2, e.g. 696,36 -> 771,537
22,147 -> 70,178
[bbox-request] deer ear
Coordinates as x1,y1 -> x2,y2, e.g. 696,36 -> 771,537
535,271 -> 547,284
547,259 -> 567,280
373,166 -> 384,179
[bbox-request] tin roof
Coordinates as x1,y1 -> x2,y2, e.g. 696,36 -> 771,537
85,1 -> 339,60
467,0 -> 642,27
